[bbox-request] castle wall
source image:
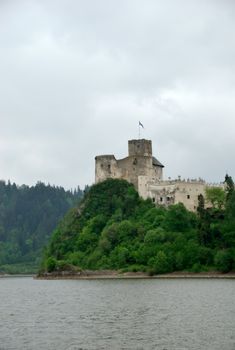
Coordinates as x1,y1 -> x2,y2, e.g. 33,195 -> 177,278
95,139 -> 163,190
94,139 -> 224,212
145,179 -> 207,211
138,176 -> 152,199
153,165 -> 163,181
174,181 -> 206,211
117,155 -> 154,189
95,155 -> 121,183
146,179 -> 225,211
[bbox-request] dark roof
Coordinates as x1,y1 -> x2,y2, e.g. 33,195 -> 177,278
152,156 -> 164,168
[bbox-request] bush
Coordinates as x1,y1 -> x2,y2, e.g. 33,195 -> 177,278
191,263 -> 202,273
67,251 -> 84,266
164,203 -> 196,232
46,257 -> 57,272
127,264 -> 146,272
175,251 -> 184,270
144,228 -> 166,244
214,250 -> 233,272
151,251 -> 170,274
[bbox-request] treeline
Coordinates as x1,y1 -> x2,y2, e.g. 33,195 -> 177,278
41,176 -> 235,275
0,180 -> 84,272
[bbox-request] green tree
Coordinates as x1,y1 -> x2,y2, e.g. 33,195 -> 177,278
144,228 -> 166,244
151,251 -> 170,274
46,257 -> 57,272
197,194 -> 205,218
205,187 -> 225,209
164,203 -> 196,232
39,177 -> 235,274
224,174 -> 234,201
0,180 -> 83,271
214,250 -> 233,272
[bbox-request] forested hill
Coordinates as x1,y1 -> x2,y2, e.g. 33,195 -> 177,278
41,177 -> 235,275
0,180 -> 84,273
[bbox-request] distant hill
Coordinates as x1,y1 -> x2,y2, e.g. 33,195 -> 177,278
0,180 -> 84,273
40,178 -> 235,275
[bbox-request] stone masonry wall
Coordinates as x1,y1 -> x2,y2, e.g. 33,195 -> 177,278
95,139 -> 163,190
94,139 -> 221,212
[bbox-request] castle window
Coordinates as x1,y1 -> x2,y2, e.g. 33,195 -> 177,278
167,196 -> 170,201
187,195 -> 190,199
160,197 -> 163,202
133,158 -> 137,165
152,197 -> 155,203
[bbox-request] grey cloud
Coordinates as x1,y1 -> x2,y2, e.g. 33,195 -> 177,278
0,0 -> 234,188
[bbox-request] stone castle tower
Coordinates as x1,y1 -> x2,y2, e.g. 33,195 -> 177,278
95,138 -> 225,211
95,139 -> 164,190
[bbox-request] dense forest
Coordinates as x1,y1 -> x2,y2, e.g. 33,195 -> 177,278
41,176 -> 235,275
0,181 -> 84,273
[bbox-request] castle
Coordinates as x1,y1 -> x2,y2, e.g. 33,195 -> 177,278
95,139 -> 220,211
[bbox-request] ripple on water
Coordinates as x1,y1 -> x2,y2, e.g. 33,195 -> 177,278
0,278 -> 234,350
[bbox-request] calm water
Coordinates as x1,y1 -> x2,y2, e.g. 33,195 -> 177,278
0,277 -> 234,350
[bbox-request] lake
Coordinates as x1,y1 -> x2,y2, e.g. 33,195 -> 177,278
0,277 -> 234,349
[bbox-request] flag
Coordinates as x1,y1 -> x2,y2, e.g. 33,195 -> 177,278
139,121 -> 144,128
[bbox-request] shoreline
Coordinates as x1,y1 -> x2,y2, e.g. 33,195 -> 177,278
0,274 -> 35,278
35,270 -> 235,280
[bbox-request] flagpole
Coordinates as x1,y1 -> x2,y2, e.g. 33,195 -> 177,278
138,121 -> 144,139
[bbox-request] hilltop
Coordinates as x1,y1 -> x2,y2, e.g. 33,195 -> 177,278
40,178 -> 235,275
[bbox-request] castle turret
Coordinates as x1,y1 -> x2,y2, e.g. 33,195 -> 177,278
95,155 -> 119,183
128,139 -> 152,157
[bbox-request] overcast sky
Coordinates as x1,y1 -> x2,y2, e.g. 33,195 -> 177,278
0,0 -> 234,189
